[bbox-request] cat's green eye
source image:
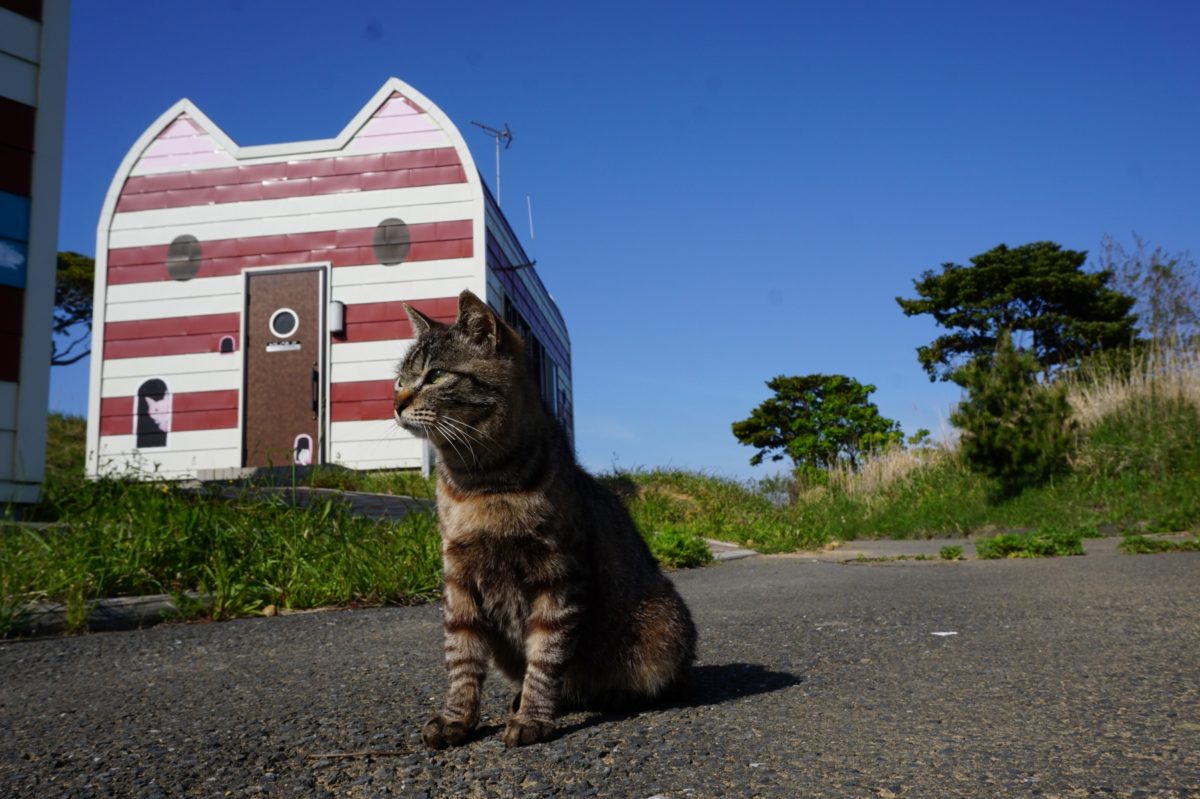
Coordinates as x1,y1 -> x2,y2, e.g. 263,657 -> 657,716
394,376 -> 404,391
425,368 -> 448,385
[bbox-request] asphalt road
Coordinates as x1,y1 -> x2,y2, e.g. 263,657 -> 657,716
2,538 -> 1198,798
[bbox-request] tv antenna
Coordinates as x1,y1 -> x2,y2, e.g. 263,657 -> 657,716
470,121 -> 513,207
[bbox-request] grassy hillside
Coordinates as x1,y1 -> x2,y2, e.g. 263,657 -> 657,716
614,344 -> 1200,551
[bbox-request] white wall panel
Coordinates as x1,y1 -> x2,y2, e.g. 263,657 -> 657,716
330,258 -> 475,287
95,448 -> 243,478
103,352 -> 241,379
328,422 -> 423,467
332,273 -> 475,306
106,274 -> 242,305
330,338 -> 410,384
110,183 -> 473,233
331,359 -> 400,384
331,339 -> 411,365
109,199 -> 479,250
105,292 -> 242,322
102,368 -> 240,398
97,429 -> 242,478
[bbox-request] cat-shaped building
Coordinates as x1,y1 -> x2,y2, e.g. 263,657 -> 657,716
86,78 -> 572,478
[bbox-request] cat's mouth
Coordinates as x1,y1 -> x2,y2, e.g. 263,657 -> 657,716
395,410 -> 431,439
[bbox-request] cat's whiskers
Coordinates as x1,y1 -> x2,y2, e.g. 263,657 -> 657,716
433,420 -> 476,469
439,416 -> 498,456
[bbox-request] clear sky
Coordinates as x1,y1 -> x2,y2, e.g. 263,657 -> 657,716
51,0 -> 1200,479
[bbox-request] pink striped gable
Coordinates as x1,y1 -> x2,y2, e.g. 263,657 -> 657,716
346,91 -> 448,153
131,114 -> 236,176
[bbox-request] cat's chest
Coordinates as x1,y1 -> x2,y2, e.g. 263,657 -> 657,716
436,486 -> 552,537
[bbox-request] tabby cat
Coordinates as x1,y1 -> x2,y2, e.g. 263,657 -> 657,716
395,290 -> 697,748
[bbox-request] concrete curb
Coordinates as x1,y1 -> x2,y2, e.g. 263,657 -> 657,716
9,592 -> 209,637
705,539 -> 759,561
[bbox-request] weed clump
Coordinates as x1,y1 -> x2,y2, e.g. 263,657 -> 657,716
646,527 -> 714,569
939,545 -> 964,561
975,527 -> 1085,559
1119,534 -> 1200,554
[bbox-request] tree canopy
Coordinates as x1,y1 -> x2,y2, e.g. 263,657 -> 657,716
731,374 -> 902,470
52,251 -> 94,366
896,241 -> 1137,382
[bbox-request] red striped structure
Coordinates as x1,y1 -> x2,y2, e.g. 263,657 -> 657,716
88,78 -> 573,478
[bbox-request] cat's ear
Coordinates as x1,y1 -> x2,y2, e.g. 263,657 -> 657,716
403,303 -> 440,336
454,290 -> 502,350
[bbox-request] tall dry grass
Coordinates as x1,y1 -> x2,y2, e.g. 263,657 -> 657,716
825,444 -> 949,499
1065,339 -> 1200,428
824,339 -> 1200,501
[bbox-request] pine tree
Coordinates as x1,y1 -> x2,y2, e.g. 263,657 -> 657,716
950,330 -> 1075,495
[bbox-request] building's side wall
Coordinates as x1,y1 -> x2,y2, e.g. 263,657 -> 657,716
0,0 -> 69,502
482,186 -> 574,446
90,85 -> 486,477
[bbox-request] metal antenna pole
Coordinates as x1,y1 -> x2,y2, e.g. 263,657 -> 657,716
471,121 -> 513,207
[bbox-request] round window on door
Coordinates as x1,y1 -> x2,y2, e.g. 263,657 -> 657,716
269,308 -> 299,338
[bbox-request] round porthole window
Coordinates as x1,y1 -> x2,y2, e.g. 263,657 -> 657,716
166,234 -> 202,281
269,308 -> 299,338
373,217 -> 411,266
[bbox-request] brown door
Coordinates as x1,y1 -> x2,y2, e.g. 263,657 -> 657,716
243,268 -> 323,468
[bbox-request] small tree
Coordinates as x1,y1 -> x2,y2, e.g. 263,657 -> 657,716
1098,233 -> 1200,345
52,251 -> 94,366
950,330 -> 1075,495
732,374 -> 902,471
897,241 -> 1137,382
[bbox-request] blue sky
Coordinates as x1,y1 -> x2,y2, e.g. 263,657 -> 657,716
52,0 -> 1200,479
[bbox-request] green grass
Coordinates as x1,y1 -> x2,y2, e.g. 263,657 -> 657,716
1118,534 -> 1200,554
1,413 -> 710,636
608,391 -> 1199,553
974,527 -> 1086,559
1,476 -> 443,636
939,545 -> 964,561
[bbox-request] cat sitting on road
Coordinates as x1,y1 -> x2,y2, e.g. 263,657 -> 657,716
394,290 -> 697,748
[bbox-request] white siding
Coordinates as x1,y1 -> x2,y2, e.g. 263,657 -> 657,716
331,340 -> 411,384
328,420 -> 423,469
97,429 -> 242,478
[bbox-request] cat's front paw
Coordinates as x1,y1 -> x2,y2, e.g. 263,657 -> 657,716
422,714 -> 473,749
502,716 -> 557,747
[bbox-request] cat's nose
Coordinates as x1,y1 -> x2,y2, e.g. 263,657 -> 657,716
395,389 -> 415,414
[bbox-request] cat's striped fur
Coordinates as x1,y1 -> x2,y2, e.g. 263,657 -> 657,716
395,291 -> 697,748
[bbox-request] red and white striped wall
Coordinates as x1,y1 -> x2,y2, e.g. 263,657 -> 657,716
87,79 -> 499,478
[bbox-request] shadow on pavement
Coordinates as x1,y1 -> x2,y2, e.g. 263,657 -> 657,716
552,662 -> 804,741
683,662 -> 805,707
